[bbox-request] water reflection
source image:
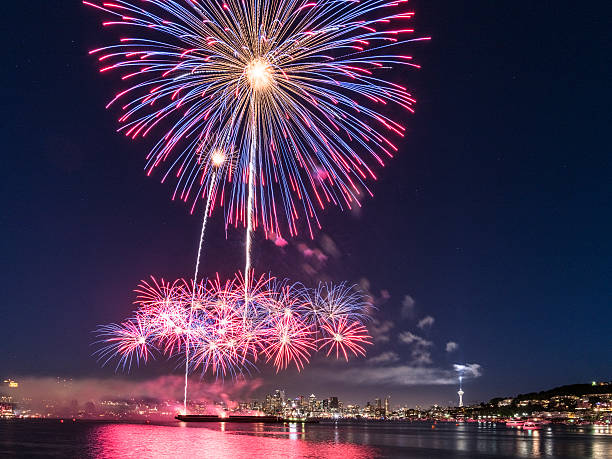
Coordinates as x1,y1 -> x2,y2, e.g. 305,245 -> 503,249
6,419 -> 611,458
529,429 -> 541,457
88,423 -> 376,459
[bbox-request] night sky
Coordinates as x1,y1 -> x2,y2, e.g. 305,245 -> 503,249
2,1 -> 610,407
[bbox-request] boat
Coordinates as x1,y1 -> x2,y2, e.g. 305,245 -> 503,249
505,419 -> 525,427
176,414 -> 283,423
523,421 -> 541,430
175,414 -> 318,423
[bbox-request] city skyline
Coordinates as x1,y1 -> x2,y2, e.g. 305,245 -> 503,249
3,377 -> 611,424
0,374 -> 469,409
4,374 -> 611,412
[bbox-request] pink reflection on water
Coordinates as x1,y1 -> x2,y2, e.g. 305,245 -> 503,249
88,423 -> 377,459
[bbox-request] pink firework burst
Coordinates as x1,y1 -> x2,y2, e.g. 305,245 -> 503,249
319,318 -> 373,361
262,315 -> 316,372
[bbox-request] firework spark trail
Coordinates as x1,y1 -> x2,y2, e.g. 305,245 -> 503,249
193,175 -> 216,289
184,172 -> 216,414
182,146 -> 234,412
244,96 -> 257,313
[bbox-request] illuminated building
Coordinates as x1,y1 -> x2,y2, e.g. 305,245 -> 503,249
458,376 -> 465,407
308,394 -> 316,413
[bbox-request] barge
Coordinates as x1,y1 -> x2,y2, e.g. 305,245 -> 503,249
176,414 -> 318,423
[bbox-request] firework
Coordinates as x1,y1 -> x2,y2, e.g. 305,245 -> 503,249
262,314 -> 317,372
94,272 -> 372,375
318,318 -> 372,361
84,0 -> 428,237
94,318 -> 156,371
307,282 -> 371,324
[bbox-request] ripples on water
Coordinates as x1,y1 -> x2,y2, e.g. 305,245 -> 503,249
1,420 -> 611,458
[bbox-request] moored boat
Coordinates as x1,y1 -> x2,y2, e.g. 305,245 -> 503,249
523,421 -> 541,430
506,419 -> 525,427
175,414 -> 319,423
176,414 -> 282,423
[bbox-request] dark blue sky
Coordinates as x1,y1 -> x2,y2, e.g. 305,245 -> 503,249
1,1 -> 610,406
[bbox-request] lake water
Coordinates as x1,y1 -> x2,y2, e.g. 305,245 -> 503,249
1,419 -> 611,458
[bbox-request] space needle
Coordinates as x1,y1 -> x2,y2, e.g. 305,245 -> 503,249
458,376 -> 465,407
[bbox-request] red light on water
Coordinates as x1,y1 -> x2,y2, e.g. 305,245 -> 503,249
89,424 -> 376,458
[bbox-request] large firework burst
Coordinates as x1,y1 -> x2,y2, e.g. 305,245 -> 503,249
85,0 -> 428,237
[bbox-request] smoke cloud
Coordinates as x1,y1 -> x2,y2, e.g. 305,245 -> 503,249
321,363 -> 483,386
367,351 -> 400,364
401,295 -> 415,319
445,342 -> 459,352
398,331 -> 434,365
10,375 -> 263,416
417,315 -> 435,329
453,364 -> 482,379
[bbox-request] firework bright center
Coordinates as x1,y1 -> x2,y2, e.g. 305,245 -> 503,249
245,58 -> 273,90
211,150 -> 226,167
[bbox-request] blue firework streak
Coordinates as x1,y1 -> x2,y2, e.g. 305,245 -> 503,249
84,0 -> 429,237
94,318 -> 158,371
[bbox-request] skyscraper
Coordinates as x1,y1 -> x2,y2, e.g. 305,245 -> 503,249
308,394 -> 316,412
374,398 -> 383,418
